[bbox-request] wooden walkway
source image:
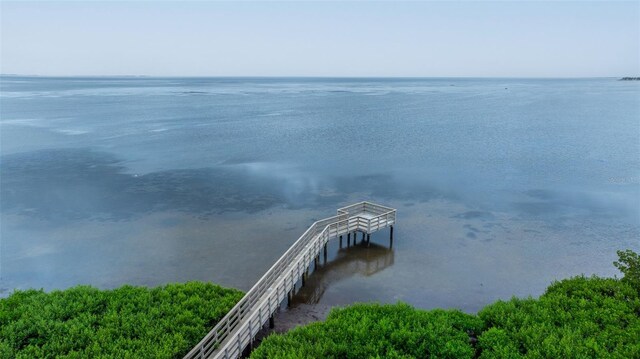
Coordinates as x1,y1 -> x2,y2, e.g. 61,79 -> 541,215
184,202 -> 397,359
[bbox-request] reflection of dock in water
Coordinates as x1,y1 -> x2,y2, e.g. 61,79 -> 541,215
293,243 -> 395,305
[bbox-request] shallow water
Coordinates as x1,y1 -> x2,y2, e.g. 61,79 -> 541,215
1,77 -> 638,313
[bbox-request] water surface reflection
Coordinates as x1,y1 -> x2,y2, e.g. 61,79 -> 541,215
292,242 -> 395,305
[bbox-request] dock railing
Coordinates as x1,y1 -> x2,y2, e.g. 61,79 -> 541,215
184,201 -> 396,359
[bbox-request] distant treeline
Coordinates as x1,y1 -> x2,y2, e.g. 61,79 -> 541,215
620,77 -> 640,81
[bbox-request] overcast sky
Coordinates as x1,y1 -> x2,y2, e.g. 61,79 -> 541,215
1,1 -> 638,77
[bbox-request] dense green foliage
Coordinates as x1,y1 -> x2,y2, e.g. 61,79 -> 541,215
251,303 -> 483,359
614,249 -> 640,290
478,276 -> 640,358
0,282 -> 243,359
254,249 -> 640,359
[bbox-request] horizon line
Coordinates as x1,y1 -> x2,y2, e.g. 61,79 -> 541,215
0,74 -> 632,80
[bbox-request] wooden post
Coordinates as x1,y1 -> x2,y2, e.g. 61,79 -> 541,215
362,232 -> 366,241
287,290 -> 292,307
269,315 -> 275,329
390,225 -> 394,248
302,272 -> 306,287
339,235 -> 343,248
367,234 -> 371,247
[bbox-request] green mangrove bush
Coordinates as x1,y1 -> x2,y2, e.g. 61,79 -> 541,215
0,281 -> 243,359
251,303 -> 483,359
614,249 -> 640,290
478,276 -> 640,358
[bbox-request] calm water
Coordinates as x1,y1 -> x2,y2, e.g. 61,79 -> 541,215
1,77 -> 638,313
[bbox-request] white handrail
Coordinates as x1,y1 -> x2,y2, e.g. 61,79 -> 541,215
183,202 -> 396,359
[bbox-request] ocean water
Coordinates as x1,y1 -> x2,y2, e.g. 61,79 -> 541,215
1,77 -> 638,313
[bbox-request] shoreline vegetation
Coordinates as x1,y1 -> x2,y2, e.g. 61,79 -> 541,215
252,249 -> 640,359
0,282 -> 243,358
1,250 -> 638,358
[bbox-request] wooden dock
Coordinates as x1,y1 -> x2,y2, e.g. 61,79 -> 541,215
183,201 -> 397,359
